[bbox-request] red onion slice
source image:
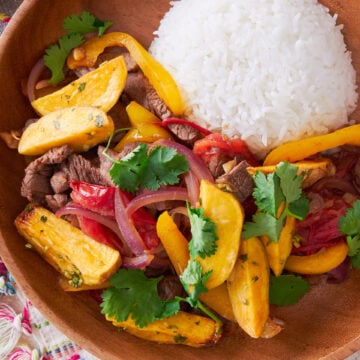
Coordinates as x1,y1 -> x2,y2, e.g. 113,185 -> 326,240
56,204 -> 121,239
155,139 -> 214,183
26,57 -> 46,102
184,170 -> 199,206
125,187 -> 188,218
122,254 -> 154,269
114,188 -> 147,256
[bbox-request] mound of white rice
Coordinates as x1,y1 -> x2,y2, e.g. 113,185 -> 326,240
149,0 -> 358,158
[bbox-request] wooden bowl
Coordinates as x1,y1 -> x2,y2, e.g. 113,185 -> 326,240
1,0 -> 360,358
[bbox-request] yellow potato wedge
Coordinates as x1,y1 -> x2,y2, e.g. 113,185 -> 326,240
32,55 -> 127,115
227,237 -> 270,338
106,311 -> 222,347
262,216 -> 296,276
15,205 -> 121,287
199,283 -> 236,322
197,180 -> 244,289
284,242 -> 348,275
59,276 -> 110,291
247,158 -> 335,188
18,106 -> 114,155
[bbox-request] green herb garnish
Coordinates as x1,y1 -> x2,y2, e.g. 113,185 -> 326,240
242,162 -> 309,242
109,143 -> 189,192
44,11 -> 112,85
339,199 -> 360,268
269,274 -> 309,306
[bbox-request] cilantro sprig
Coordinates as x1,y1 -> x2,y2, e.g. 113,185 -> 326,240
108,143 -> 189,192
269,274 -> 309,306
339,200 -> 360,268
242,162 -> 309,242
44,11 -> 113,85
101,202 -> 221,327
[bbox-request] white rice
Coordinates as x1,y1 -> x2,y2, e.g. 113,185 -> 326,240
149,0 -> 358,158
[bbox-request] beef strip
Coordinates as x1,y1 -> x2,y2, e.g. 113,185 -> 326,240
121,71 -> 171,119
158,274 -> 187,301
60,153 -> 104,186
21,145 -> 74,206
217,160 -> 254,202
166,122 -> 203,147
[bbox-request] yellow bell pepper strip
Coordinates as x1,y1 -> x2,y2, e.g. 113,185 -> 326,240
263,124 -> 360,166
156,210 -> 237,321
247,158 -> 336,188
227,237 -> 270,338
114,101 -> 172,152
284,242 -> 349,275
262,215 -> 296,276
197,180 -> 244,289
106,311 -> 222,347
156,211 -> 189,275
67,32 -> 184,115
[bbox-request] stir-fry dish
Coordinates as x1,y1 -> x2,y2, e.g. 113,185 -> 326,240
5,11 -> 360,347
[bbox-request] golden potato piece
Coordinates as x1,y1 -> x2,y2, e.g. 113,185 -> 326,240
227,237 -> 270,338
32,56 -> 127,115
15,205 -> 121,287
18,106 -> 114,155
106,311 -> 222,347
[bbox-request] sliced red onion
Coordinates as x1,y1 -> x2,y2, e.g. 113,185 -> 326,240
327,256 -> 350,283
122,253 -> 154,269
56,204 -> 121,239
114,188 -> 147,256
169,206 -> 189,217
26,57 -> 46,102
184,170 -> 199,206
155,139 -> 214,183
125,187 -> 188,217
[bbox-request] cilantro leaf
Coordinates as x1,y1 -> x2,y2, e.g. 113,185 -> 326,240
110,143 -> 148,193
187,205 -> 218,259
44,33 -> 84,85
143,146 -> 189,190
100,269 -> 179,328
242,212 -> 283,242
180,259 -> 212,307
63,11 -> 113,36
269,274 -> 309,306
339,200 -> 360,267
253,171 -> 284,217
276,162 -> 303,204
110,144 -> 189,192
244,162 -> 309,242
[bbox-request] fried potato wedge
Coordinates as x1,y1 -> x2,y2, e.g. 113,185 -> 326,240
15,205 -> 121,287
106,311 -> 222,347
227,237 -> 270,338
32,55 -> 127,115
18,106 -> 114,155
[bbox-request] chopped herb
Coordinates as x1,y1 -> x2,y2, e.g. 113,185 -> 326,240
269,274 -> 309,306
242,162 -> 309,242
109,143 -> 189,193
40,215 -> 47,223
173,334 -> 187,343
339,200 -> 360,268
78,82 -> 86,92
94,115 -> 104,128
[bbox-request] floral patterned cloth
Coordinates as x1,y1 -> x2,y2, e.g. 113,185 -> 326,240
0,6 -> 98,360
0,258 -> 99,360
